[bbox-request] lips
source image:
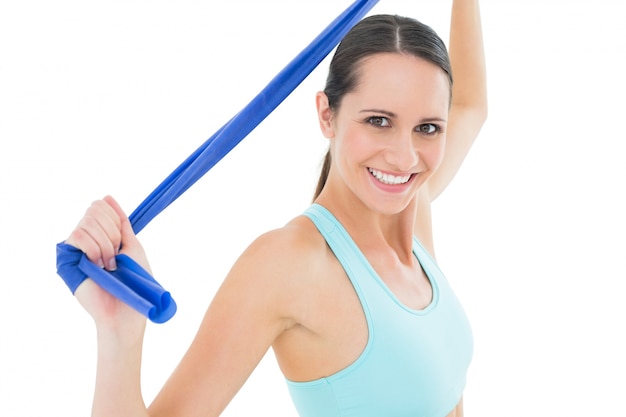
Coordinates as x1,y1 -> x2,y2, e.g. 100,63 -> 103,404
368,168 -> 412,185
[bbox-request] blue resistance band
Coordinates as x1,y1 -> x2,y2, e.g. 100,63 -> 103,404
56,0 -> 380,323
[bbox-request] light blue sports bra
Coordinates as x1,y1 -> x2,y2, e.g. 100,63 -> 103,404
286,204 -> 473,417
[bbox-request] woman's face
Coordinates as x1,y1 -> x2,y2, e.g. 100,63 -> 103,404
319,52 -> 450,215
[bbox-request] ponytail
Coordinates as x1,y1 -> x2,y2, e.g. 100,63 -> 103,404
312,150 -> 331,201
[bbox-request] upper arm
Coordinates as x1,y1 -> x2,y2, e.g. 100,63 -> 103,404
148,230 -> 299,417
426,0 -> 488,201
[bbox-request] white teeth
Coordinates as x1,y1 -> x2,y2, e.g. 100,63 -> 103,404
368,168 -> 411,185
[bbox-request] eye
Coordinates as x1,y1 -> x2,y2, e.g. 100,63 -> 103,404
416,123 -> 439,134
367,116 -> 391,128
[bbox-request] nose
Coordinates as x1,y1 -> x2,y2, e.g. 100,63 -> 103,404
384,130 -> 419,172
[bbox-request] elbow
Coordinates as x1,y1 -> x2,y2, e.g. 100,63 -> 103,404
479,84 -> 489,123
478,101 -> 488,126
480,93 -> 489,122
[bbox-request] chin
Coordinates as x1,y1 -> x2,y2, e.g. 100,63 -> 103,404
363,196 -> 416,217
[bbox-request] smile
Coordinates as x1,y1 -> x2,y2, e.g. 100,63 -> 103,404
368,168 -> 412,185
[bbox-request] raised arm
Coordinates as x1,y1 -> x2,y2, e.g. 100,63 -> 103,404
67,196 -> 152,417
428,0 -> 487,200
414,0 -> 487,255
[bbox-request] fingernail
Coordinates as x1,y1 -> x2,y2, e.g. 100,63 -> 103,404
107,258 -> 117,271
97,259 -> 105,269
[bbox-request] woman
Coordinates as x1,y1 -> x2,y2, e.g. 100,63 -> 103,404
65,1 -> 486,416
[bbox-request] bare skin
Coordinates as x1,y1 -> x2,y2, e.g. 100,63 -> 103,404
65,1 -> 486,416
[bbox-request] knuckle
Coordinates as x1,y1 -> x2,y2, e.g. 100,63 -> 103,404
81,214 -> 98,228
70,229 -> 102,265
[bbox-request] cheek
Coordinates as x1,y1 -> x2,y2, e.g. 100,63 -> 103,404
422,137 -> 446,169
334,125 -> 368,158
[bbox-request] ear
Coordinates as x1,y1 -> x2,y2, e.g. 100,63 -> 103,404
316,91 -> 335,138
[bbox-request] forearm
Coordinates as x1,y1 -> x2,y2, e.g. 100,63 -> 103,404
91,327 -> 149,417
450,0 -> 487,113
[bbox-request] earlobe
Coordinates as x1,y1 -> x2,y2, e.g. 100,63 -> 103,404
316,91 -> 335,138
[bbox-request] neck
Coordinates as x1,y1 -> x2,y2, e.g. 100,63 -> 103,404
315,186 -> 418,263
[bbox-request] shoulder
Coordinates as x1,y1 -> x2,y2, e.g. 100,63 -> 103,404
224,214 -> 332,320
239,214 -> 326,271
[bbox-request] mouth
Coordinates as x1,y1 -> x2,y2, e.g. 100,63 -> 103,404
368,168 -> 413,185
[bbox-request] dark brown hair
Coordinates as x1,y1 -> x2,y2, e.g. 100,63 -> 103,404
313,14 -> 452,200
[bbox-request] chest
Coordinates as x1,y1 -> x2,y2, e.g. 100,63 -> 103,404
365,250 -> 434,311
286,247 -> 473,416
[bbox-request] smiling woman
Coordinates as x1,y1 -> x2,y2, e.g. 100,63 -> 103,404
315,52 -> 451,217
285,14 -> 482,415
4,0 -> 626,415
57,1 -> 486,417
313,13 -> 454,201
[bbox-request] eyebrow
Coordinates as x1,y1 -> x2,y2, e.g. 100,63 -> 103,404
359,109 -> 447,124
360,108 -> 397,118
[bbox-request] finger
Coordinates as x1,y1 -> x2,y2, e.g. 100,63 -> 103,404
73,214 -> 117,269
102,196 -> 152,274
90,199 -> 126,270
66,226 -> 106,268
85,212 -> 120,270
67,199 -> 122,270
103,195 -> 137,249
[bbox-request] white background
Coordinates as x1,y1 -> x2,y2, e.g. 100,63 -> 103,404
1,0 -> 625,416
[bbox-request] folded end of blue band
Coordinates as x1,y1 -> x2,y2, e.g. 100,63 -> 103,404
56,243 -> 177,323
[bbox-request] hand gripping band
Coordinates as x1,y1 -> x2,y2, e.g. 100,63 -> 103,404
56,0 -> 380,323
